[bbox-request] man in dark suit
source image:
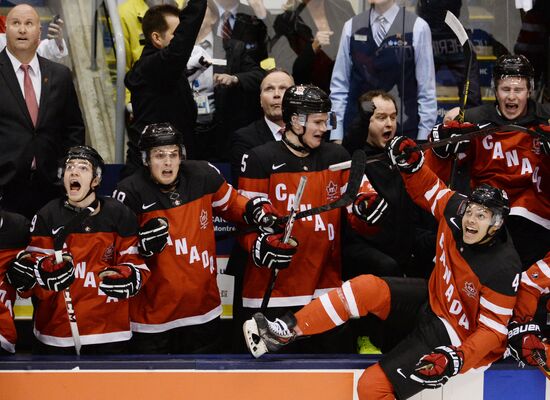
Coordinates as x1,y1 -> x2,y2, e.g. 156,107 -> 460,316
230,68 -> 294,184
0,4 -> 85,219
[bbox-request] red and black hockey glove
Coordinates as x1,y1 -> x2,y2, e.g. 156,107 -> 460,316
6,251 -> 37,292
430,121 -> 476,158
35,252 -> 75,291
244,197 -> 284,234
410,345 -> 464,388
252,232 -> 298,270
99,264 -> 142,299
507,320 -> 547,368
535,124 -> 550,155
352,191 -> 388,225
138,217 -> 169,257
386,136 -> 424,173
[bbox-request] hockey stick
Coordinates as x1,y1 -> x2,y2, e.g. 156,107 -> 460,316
328,124 -> 549,171
444,10 -> 474,188
260,175 -> 307,313
53,200 -> 98,356
532,348 -> 550,380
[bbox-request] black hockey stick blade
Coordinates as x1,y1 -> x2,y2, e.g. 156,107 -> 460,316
290,149 -> 366,221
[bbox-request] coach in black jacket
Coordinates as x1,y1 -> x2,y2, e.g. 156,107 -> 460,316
0,5 -> 84,219
124,0 -> 207,175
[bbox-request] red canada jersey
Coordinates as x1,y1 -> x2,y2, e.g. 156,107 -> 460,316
401,164 -> 521,371
26,197 -> 147,347
238,141 -> 373,308
426,127 -> 550,229
0,211 -> 30,353
512,251 -> 550,322
115,161 -> 247,333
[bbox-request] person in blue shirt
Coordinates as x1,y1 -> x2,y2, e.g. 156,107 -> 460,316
329,0 -> 436,142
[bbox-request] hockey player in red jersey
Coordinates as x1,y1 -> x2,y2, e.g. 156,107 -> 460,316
0,203 -> 30,354
114,123 -> 275,354
237,84 -> 382,353
506,251 -> 550,372
10,146 -> 149,354
431,54 -> 550,268
244,136 -> 522,399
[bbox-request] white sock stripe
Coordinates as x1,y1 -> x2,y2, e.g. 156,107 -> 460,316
341,281 -> 360,318
320,293 -> 345,326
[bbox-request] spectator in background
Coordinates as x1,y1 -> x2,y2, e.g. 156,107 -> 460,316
0,4 -> 85,219
230,68 -> 294,184
118,0 -> 184,105
185,0 -> 264,162
330,0 -> 436,142
0,14 -> 68,60
416,0 -> 482,107
272,0 -> 355,94
124,0 -> 206,177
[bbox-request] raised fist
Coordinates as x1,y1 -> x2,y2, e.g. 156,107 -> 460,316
386,136 -> 424,173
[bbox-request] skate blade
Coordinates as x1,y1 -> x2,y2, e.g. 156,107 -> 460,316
243,318 -> 268,358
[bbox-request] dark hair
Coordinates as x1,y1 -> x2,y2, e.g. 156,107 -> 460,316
142,4 -> 180,45
358,90 -> 398,111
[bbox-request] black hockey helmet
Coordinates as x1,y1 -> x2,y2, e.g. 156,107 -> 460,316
493,54 -> 535,89
63,145 -> 105,179
139,122 -> 186,164
458,183 -> 510,238
282,84 -> 333,125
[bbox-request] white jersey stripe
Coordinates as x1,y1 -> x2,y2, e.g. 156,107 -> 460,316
320,293 -> 345,326
521,271 -> 550,295
212,186 -> 233,209
342,281 -> 360,318
431,188 -> 451,215
238,189 -> 268,200
479,314 -> 508,335
480,296 -> 513,316
424,181 -> 440,201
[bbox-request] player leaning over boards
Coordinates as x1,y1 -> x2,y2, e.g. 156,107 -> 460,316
6,146 -> 149,355
114,123 -> 279,354
244,136 -> 522,399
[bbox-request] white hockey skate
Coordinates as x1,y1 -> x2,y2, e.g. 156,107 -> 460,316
243,312 -> 297,358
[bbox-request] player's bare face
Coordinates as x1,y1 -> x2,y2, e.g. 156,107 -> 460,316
461,203 -> 493,244
63,159 -> 97,205
149,145 -> 181,185
5,5 -> 41,55
495,77 -> 529,120
260,72 -> 293,123
367,97 -> 397,149
302,113 -> 328,149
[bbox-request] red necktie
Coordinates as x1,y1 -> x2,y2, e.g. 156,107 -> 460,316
222,11 -> 233,41
21,64 -> 39,127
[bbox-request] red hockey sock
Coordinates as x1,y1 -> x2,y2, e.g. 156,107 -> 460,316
357,363 -> 395,400
295,275 -> 391,336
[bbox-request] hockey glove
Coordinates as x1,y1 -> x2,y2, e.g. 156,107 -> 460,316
244,197 -> 283,234
386,136 -> 424,173
138,217 -> 169,257
410,345 -> 464,388
430,121 -> 476,159
535,124 -> 550,155
352,192 -> 388,225
35,252 -> 75,292
99,264 -> 142,299
6,251 -> 37,292
507,320 -> 547,368
252,232 -> 298,270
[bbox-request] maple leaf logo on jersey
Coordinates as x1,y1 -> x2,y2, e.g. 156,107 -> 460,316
200,209 -> 209,230
532,138 -> 542,155
462,281 -> 478,298
102,244 -> 115,263
326,181 -> 338,201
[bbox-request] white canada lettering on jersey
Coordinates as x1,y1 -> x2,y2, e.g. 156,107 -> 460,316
275,184 -> 287,201
520,158 -> 533,175
314,215 -> 326,232
75,262 -> 86,279
189,246 -> 200,263
0,290 -> 13,316
83,271 -> 97,288
483,136 -> 534,175
438,232 -> 470,330
328,223 -> 335,241
173,237 -> 188,255
533,166 -> 542,193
